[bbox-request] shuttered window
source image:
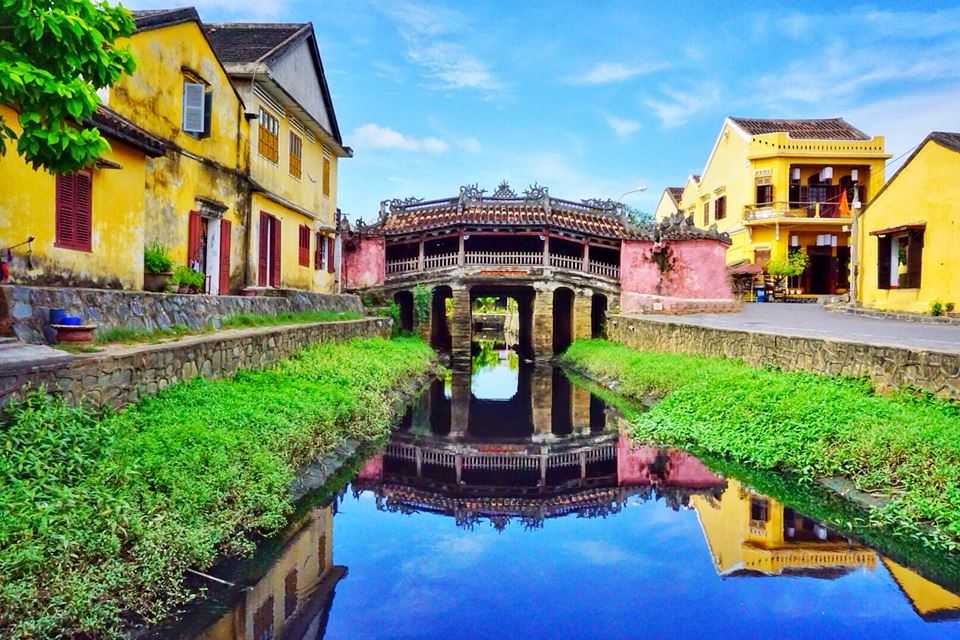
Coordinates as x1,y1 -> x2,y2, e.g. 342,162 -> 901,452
258,108 -> 279,162
702,201 -> 709,227
756,184 -> 773,205
877,230 -> 923,290
284,568 -> 298,619
298,224 -> 310,267
327,236 -> 335,273
55,172 -> 92,251
314,232 -> 324,270
289,132 -> 302,179
715,195 -> 726,220
322,156 -> 331,196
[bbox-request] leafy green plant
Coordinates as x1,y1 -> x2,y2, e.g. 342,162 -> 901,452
143,243 -> 173,275
413,284 -> 430,326
221,310 -> 362,329
0,0 -> 137,172
171,265 -> 204,291
931,301 -> 944,317
0,337 -> 436,638
94,324 -> 192,345
766,251 -> 809,278
947,302 -> 956,314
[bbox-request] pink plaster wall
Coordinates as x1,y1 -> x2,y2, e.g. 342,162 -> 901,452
619,239 -> 736,314
355,454 -> 384,481
616,435 -> 724,488
343,236 -> 385,289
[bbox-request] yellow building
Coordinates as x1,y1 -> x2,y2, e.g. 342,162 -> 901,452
690,479 -> 876,578
679,117 -> 889,296
855,132 -> 960,314
653,186 -> 683,222
882,558 -> 960,622
0,105 -> 165,289
206,22 -> 353,294
98,7 -> 251,295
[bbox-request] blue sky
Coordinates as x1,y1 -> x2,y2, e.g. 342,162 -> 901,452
130,1 -> 960,220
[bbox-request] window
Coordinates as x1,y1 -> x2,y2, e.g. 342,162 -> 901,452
750,497 -> 769,523
182,81 -> 211,138
284,568 -> 298,619
289,132 -> 302,178
322,156 -> 331,196
253,596 -> 274,640
298,224 -> 310,267
756,184 -> 773,205
55,172 -> 92,251
877,228 -> 923,290
702,201 -> 710,227
314,231 -> 325,270
259,108 -> 280,162
715,195 -> 726,220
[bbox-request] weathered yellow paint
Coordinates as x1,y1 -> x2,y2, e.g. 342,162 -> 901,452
653,189 -> 679,222
882,558 -> 960,620
690,479 -> 876,576
856,138 -> 960,313
679,119 -> 888,289
250,192 -> 335,291
106,20 -> 250,294
0,106 -> 147,289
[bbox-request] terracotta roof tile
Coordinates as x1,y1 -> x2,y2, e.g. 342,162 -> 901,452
204,23 -> 308,63
667,187 -> 683,201
931,131 -> 960,153
730,117 -> 870,140
88,106 -> 166,157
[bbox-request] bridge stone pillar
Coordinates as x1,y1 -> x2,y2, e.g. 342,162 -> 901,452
450,367 -> 471,438
572,384 -> 591,434
531,364 -> 553,438
450,285 -> 472,364
573,288 -> 593,342
532,284 -> 554,361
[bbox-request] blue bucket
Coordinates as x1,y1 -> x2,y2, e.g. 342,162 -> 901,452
49,308 -> 67,324
61,316 -> 83,326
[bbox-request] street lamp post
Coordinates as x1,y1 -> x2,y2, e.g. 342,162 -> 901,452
619,186 -> 648,200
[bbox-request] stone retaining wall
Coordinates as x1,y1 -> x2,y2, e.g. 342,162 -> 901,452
607,314 -> 960,400
2,285 -> 364,344
1,317 -> 391,409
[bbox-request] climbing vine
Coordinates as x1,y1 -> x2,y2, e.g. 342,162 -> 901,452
413,284 -> 430,326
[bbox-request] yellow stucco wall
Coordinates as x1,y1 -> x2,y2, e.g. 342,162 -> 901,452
0,105 -> 147,289
105,21 -> 250,293
653,190 -> 678,222
857,140 -> 960,313
251,193 -> 336,291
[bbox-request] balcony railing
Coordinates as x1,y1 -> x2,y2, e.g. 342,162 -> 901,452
745,201 -> 856,222
385,251 -> 620,280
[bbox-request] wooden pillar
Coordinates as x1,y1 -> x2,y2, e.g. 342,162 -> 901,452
542,231 -> 549,267
450,286 -> 472,365
582,242 -> 590,272
417,236 -> 425,271
573,289 -> 592,342
532,285 -> 553,361
458,230 -> 465,266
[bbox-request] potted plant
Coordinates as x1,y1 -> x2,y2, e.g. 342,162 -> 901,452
765,251 -> 808,300
172,265 -> 205,294
143,242 -> 174,292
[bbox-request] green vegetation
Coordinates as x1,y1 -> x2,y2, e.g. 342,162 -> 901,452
0,336 -> 436,638
413,283 -> 430,326
171,265 -> 204,291
143,242 -> 173,275
0,0 -> 136,172
561,339 -> 960,553
95,324 -> 193,345
220,309 -> 363,329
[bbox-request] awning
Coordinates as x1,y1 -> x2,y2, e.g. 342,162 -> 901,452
869,223 -> 926,237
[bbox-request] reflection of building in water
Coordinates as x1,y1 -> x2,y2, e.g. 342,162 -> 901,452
193,507 -> 343,640
883,558 -> 960,622
691,479 -> 876,578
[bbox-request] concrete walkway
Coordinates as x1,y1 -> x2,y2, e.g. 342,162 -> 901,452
638,304 -> 960,354
0,338 -> 73,373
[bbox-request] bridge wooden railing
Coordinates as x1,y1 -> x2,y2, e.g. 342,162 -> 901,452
385,251 -> 620,280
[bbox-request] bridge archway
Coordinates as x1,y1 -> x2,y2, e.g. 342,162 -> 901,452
552,286 -> 574,354
394,290 -> 414,333
430,285 -> 452,350
591,293 -> 608,338
468,285 -> 536,359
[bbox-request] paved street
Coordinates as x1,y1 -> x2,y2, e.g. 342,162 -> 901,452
640,304 -> 960,354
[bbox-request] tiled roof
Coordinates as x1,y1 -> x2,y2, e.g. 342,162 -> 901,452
381,198 -> 629,238
730,117 -> 870,140
931,131 -> 960,153
204,23 -> 309,63
667,187 -> 683,202
88,106 -> 166,157
131,8 -> 199,31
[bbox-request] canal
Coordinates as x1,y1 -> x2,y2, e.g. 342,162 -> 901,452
162,341 -> 960,639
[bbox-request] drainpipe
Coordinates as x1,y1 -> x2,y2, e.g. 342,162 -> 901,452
849,197 -> 862,305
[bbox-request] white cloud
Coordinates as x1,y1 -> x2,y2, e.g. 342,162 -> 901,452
460,136 -> 482,153
564,540 -> 638,566
605,115 -> 641,139
646,84 -> 720,128
375,1 -> 502,91
351,123 -> 449,153
780,13 -> 812,39
571,61 -> 667,85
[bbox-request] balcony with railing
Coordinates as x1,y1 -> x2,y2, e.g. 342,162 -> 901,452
745,185 -> 865,222
385,250 -> 620,281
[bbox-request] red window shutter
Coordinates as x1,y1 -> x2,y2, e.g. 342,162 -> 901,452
187,211 -> 202,266
258,212 -> 269,286
314,232 -> 322,270
219,219 -> 231,295
55,175 -> 76,248
271,218 -> 281,287
75,172 -> 92,251
55,173 -> 92,251
298,224 -> 309,267
326,236 -> 335,273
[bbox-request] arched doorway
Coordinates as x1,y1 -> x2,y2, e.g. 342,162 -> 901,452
552,287 -> 574,354
431,285 -> 452,350
394,290 -> 414,333
591,293 -> 608,339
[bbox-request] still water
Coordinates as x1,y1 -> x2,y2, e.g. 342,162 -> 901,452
173,342 -> 960,640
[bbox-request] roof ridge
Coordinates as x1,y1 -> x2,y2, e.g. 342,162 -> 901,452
206,22 -> 309,28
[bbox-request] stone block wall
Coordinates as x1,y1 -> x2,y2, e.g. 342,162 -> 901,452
2,284 -> 364,344
607,314 -> 960,401
2,317 -> 391,409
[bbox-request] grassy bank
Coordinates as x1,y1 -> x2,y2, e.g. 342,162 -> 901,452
561,339 -> 960,553
0,336 -> 435,639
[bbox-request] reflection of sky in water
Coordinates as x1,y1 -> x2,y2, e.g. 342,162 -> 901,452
327,492 -> 956,640
470,349 -> 519,400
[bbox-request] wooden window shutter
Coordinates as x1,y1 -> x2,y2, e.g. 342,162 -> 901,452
327,236 -> 335,273
284,568 -> 298,619
55,174 -> 75,248
907,230 -> 924,289
202,91 -> 212,138
182,82 -> 205,133
314,232 -> 322,270
187,211 -> 202,267
270,218 -> 281,287
56,173 -> 92,251
219,219 -> 231,294
298,224 -> 309,266
322,157 -> 331,196
877,236 -> 892,290
258,212 -> 269,287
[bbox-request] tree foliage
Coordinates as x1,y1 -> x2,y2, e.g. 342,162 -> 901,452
0,0 -> 136,173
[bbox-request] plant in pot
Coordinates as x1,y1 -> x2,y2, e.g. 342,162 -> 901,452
143,242 -> 174,292
765,251 -> 808,300
172,265 -> 205,294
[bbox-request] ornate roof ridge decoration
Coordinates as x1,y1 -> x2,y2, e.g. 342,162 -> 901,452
628,211 -> 732,244
523,182 -> 549,201
491,180 -> 517,199
580,198 -> 627,217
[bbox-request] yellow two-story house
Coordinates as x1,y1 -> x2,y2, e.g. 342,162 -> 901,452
206,22 -> 352,294
680,118 -> 890,296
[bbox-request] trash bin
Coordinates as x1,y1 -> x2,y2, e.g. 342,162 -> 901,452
754,287 -> 767,303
